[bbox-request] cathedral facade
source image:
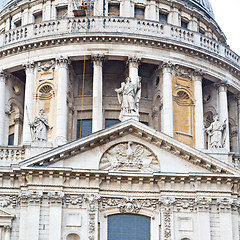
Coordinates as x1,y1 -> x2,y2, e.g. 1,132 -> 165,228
0,0 -> 240,239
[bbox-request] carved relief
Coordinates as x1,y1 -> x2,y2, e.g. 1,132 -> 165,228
99,141 -> 160,172
37,60 -> 55,72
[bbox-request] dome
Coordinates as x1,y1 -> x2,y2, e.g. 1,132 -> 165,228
185,0 -> 215,18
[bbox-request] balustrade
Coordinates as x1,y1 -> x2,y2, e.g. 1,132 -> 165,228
0,147 -> 25,162
0,17 -> 239,66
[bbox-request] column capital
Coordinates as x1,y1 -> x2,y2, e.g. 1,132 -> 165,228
91,54 -> 105,66
56,56 -> 70,68
161,61 -> 174,73
23,62 -> 35,74
0,70 -> 8,82
215,81 -> 229,92
3,225 -> 12,231
127,56 -> 141,68
192,69 -> 205,79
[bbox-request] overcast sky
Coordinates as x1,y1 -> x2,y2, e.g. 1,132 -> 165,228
210,0 -> 240,55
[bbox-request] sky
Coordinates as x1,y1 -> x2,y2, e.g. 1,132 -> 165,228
210,0 -> 240,55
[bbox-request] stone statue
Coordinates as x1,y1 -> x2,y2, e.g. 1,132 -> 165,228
115,77 -> 141,121
30,109 -> 49,141
205,115 -> 227,148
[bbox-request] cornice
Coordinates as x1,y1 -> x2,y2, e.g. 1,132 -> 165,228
0,33 -> 239,80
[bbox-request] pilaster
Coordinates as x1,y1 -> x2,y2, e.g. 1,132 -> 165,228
92,54 -> 104,133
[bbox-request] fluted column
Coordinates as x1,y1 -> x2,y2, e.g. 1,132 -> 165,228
56,56 -> 70,144
92,55 -> 104,133
22,63 -> 35,144
0,71 -> 7,146
217,82 -> 230,151
128,57 -> 140,85
193,70 -> 205,149
161,62 -> 173,137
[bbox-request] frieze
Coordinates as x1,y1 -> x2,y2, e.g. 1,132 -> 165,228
48,191 -> 64,204
64,194 -> 84,207
99,141 -> 160,172
37,60 -> 55,72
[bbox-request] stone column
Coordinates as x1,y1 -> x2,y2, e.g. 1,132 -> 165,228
22,63 -> 35,144
148,0 -> 156,21
0,70 -> 7,146
14,117 -> 23,145
236,96 -> 240,153
94,0 -> 104,16
161,62 -> 173,137
170,5 -> 180,26
217,82 -> 230,151
193,70 -> 204,149
3,226 -> 11,240
92,55 -> 104,133
48,192 -> 63,240
122,0 -> 131,17
56,56 -> 70,145
128,57 -> 140,86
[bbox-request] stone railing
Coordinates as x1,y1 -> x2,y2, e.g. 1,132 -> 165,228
232,155 -> 240,170
0,147 -> 25,162
0,16 -> 239,65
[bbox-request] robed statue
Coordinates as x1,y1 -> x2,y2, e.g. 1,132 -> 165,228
205,114 -> 227,148
115,77 -> 141,121
30,109 -> 49,141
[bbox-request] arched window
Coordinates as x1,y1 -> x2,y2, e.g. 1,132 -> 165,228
66,233 -> 80,240
107,214 -> 150,240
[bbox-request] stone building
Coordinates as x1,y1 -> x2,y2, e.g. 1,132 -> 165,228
0,0 -> 240,239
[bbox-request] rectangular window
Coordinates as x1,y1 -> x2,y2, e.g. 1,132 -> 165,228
57,6 -> 68,18
181,20 -> 188,29
159,12 -> 168,23
77,119 -> 92,139
14,20 -> 21,28
8,134 -> 14,146
134,6 -> 145,19
108,4 -> 120,16
105,119 -> 120,128
34,12 -> 42,23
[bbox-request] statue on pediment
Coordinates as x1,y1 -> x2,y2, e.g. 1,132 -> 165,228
99,141 -> 160,172
30,109 -> 49,141
115,77 -> 141,121
205,115 -> 227,148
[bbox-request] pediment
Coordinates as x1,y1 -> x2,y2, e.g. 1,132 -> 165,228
0,207 -> 14,218
19,120 -> 240,175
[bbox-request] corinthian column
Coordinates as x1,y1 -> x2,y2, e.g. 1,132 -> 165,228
193,70 -> 204,149
0,71 -> 7,146
236,96 -> 240,153
128,56 -> 140,85
217,82 -> 230,151
92,55 -> 104,133
161,62 -> 174,137
56,56 -> 70,145
3,225 -> 11,240
22,63 -> 35,144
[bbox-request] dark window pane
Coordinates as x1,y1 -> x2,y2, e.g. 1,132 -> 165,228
34,12 -> 42,23
108,4 -> 120,16
181,20 -> 188,29
140,121 -> 148,126
159,12 -> 168,23
8,134 -> 14,146
57,6 -> 68,18
135,7 -> 144,19
105,119 -> 120,128
108,214 -> 150,240
77,119 -> 92,139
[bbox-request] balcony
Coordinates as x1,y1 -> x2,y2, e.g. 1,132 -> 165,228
0,16 -> 239,66
0,146 -> 25,164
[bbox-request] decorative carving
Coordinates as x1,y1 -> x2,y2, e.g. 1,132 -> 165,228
175,198 -> 195,211
127,56 -> 141,68
174,65 -> 192,79
163,209 -> 172,240
0,195 -> 19,208
99,141 -> 160,172
91,54 -> 104,66
205,114 -> 227,148
196,197 -> 211,210
0,70 -> 7,82
217,198 -> 232,210
85,195 -> 100,240
30,109 -> 49,141
23,62 -> 35,73
37,60 -> 55,72
56,56 -> 70,68
19,191 -> 43,205
48,192 -> 64,204
115,77 -> 141,121
161,61 -> 174,72
64,194 -> 84,207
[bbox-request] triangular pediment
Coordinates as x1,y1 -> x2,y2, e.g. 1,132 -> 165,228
0,207 -> 14,218
19,120 -> 240,175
